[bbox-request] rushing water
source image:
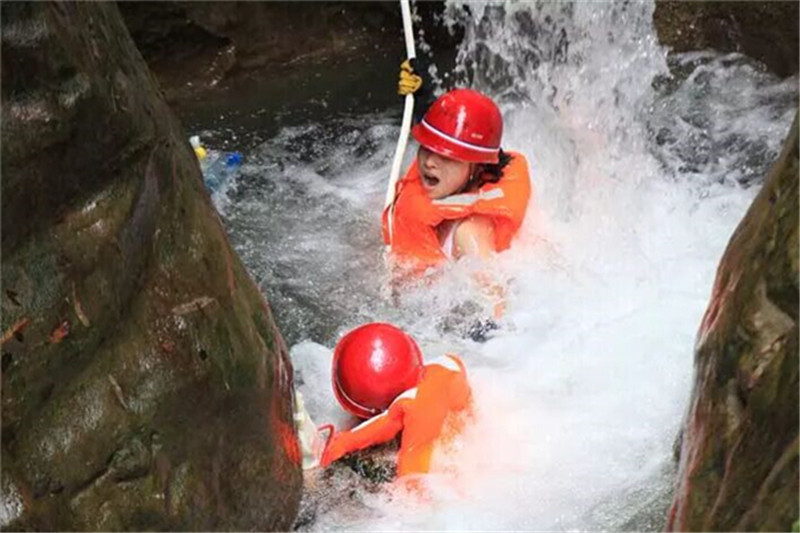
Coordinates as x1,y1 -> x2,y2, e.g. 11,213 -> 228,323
199,1 -> 797,530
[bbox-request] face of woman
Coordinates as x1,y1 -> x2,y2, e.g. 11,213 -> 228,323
417,146 -> 473,199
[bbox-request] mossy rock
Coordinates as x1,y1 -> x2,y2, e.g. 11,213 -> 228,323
1,2 -> 300,530
668,114 -> 798,531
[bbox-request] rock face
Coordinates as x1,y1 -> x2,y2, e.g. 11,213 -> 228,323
116,1 -> 461,120
667,114 -> 799,531
654,1 -> 799,78
117,1 -> 403,104
1,2 -> 301,530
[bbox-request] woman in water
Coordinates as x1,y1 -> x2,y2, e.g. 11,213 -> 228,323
383,62 -> 533,320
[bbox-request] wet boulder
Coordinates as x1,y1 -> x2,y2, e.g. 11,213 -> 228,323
667,114 -> 798,531
1,2 -> 300,530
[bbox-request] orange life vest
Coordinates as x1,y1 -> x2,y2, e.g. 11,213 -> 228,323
320,354 -> 471,477
382,151 -> 532,269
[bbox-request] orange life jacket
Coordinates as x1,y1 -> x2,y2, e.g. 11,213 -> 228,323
382,151 -> 532,270
320,354 -> 471,477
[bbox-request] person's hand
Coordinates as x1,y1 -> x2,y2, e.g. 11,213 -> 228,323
398,59 -> 422,96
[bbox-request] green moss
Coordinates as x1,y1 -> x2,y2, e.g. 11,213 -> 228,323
251,309 -> 276,352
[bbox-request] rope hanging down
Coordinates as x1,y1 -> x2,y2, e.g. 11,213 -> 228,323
384,0 -> 416,247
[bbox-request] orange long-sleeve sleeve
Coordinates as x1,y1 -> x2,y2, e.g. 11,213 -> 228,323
320,398 -> 410,467
321,356 -> 471,477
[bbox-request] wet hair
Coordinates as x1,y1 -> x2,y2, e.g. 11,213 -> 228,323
473,149 -> 513,185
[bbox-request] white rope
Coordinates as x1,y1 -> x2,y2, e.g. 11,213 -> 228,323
384,0 -> 417,247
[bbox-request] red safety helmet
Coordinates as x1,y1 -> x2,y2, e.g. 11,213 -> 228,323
332,323 -> 423,418
412,88 -> 503,164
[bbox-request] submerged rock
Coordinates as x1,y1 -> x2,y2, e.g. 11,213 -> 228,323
668,114 -> 798,531
294,440 -> 398,531
1,2 -> 300,530
339,440 -> 399,485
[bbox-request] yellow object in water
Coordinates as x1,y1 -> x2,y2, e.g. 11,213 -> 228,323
189,135 -> 207,160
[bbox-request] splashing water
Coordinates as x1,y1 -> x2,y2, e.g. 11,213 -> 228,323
209,1 -> 797,530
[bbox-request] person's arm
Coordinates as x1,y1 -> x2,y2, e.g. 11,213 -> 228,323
320,394 -> 412,467
383,163 -> 443,247
450,216 -> 507,319
452,215 -> 496,259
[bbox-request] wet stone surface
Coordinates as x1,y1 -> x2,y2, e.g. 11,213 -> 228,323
1,3 -> 301,530
668,114 -> 799,531
294,440 -> 399,531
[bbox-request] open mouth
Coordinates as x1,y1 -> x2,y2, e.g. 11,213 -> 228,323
422,173 -> 440,188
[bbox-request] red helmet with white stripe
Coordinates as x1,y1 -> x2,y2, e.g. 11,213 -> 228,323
332,323 -> 423,419
412,88 -> 503,164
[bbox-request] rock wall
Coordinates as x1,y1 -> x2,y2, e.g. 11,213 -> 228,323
654,1 -> 799,78
1,2 -> 301,530
667,114 -> 799,531
117,1 -> 404,104
117,1 -> 800,106
116,1 -> 461,116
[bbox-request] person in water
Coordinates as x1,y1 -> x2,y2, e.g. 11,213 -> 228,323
384,63 -> 533,324
383,62 -> 533,273
319,323 -> 471,478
